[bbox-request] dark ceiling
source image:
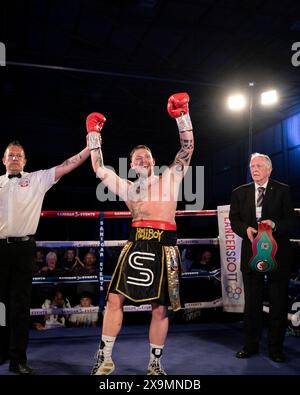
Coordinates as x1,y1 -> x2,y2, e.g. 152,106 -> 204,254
1,0 -> 300,195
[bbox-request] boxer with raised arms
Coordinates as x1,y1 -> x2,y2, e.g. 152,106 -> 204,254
87,93 -> 194,375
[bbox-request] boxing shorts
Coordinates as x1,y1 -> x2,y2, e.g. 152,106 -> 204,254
108,220 -> 181,311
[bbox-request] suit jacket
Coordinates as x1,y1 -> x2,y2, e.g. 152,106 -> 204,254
229,179 -> 295,273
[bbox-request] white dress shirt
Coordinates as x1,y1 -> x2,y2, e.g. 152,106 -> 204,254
0,167 -> 58,238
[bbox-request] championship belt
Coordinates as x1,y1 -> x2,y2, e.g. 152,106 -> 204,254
249,223 -> 278,273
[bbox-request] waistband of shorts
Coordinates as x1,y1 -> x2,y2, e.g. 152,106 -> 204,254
129,226 -> 177,245
132,220 -> 176,231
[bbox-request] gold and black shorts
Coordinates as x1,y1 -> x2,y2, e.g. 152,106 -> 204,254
108,220 -> 181,311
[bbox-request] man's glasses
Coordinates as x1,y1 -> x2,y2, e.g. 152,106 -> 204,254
7,154 -> 24,160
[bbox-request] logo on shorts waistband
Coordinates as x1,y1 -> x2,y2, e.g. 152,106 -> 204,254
135,228 -> 164,242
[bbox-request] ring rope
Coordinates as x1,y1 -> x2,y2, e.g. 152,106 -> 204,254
41,210 -> 218,218
36,237 -> 300,248
30,300 -> 224,316
40,208 -> 300,218
32,270 -> 221,285
30,302 -> 300,323
36,238 -> 219,248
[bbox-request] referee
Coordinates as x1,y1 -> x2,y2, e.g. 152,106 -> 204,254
0,140 -> 90,374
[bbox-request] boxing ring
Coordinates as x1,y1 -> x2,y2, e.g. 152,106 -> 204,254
0,208 -> 295,376
30,209 -> 300,328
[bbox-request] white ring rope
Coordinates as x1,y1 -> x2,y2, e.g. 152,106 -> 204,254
30,299 -> 225,316
263,305 -> 300,327
32,270 -> 221,285
36,237 -> 300,248
36,238 -> 220,248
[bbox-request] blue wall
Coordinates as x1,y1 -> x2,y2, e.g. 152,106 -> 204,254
205,110 -> 300,208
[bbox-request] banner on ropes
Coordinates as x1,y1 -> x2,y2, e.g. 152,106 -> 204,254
98,212 -> 105,312
217,205 -> 244,312
0,302 -> 6,326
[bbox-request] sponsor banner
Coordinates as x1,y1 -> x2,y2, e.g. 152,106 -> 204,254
217,205 -> 244,312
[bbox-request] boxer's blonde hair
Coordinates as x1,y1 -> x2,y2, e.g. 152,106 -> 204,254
130,145 -> 152,161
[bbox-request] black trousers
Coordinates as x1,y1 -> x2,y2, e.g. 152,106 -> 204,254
0,238 -> 35,363
242,270 -> 289,353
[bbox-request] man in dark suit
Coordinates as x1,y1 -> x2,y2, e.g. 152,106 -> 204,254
229,153 -> 295,363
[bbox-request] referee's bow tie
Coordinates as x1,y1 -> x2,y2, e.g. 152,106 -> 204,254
8,173 -> 22,179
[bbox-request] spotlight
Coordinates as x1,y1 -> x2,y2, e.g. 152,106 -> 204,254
227,94 -> 247,111
260,90 -> 278,106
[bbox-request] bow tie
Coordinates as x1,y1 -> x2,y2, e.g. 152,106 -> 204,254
8,173 -> 22,179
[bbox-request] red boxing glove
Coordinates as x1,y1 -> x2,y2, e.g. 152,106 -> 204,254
86,112 -> 106,133
167,92 -> 189,118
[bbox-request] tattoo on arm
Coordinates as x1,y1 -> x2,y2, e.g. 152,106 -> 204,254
59,155 -> 80,168
174,137 -> 194,171
94,148 -> 104,168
